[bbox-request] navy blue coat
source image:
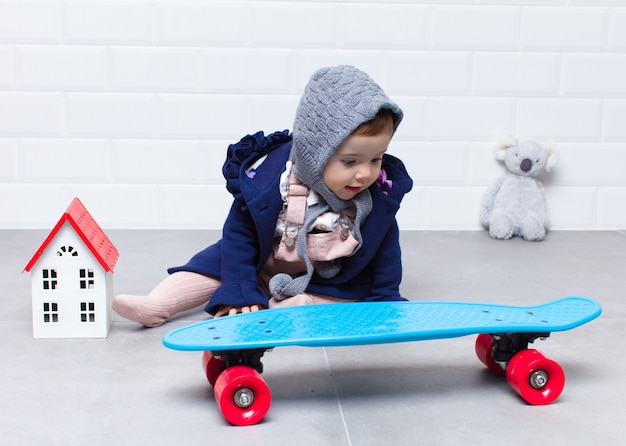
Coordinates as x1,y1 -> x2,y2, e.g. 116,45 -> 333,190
168,131 -> 414,315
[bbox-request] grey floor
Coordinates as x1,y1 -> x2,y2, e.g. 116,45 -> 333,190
2,229 -> 624,445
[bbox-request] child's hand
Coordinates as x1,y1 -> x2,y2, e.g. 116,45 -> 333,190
214,304 -> 262,318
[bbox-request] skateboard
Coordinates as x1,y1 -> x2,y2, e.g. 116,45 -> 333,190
163,296 -> 602,426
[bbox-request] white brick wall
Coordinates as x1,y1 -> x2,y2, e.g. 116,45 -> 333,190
1,0 -> 626,230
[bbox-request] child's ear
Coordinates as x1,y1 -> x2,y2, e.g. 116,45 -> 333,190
493,136 -> 516,161
543,142 -> 560,172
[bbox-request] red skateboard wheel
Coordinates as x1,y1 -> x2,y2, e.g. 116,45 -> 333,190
475,334 -> 506,376
202,351 -> 225,387
506,349 -> 565,405
213,366 -> 271,426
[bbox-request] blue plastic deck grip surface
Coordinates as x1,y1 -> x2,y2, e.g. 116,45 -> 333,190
163,296 -> 602,352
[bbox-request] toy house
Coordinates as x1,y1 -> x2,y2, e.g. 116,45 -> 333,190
24,198 -> 119,339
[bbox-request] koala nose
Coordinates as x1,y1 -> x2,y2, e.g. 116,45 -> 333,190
520,158 -> 532,172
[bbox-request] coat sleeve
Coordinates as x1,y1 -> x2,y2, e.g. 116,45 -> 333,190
364,219 -> 406,301
203,200 -> 271,315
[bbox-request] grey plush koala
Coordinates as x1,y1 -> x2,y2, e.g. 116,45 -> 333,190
480,138 -> 560,241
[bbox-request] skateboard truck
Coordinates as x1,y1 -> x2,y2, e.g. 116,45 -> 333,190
212,348 -> 267,374
491,332 -> 551,368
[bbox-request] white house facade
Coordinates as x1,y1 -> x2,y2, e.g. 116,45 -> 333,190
25,198 -> 119,339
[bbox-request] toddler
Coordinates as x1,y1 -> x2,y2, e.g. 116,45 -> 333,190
113,65 -> 414,326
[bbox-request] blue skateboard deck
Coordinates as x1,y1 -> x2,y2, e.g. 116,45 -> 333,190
163,296 -> 601,352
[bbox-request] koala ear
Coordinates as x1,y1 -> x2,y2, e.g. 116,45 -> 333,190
494,136 -> 516,161
542,142 -> 560,172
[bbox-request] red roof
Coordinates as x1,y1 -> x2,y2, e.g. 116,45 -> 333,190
24,197 -> 119,273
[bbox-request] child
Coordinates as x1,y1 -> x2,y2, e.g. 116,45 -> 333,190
113,65 -> 414,327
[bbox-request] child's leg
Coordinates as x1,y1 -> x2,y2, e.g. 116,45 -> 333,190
113,271 -> 220,327
268,293 -> 355,309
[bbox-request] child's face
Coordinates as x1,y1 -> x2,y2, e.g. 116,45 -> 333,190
322,131 -> 393,201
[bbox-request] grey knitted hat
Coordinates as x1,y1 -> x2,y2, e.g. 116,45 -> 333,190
269,65 -> 403,301
291,65 -> 403,209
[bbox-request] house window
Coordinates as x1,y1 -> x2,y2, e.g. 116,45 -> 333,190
79,269 -> 94,289
42,269 -> 58,290
43,302 -> 59,323
57,245 -> 78,257
80,302 -> 95,323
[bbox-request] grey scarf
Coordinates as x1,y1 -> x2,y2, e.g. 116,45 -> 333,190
269,187 -> 372,300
